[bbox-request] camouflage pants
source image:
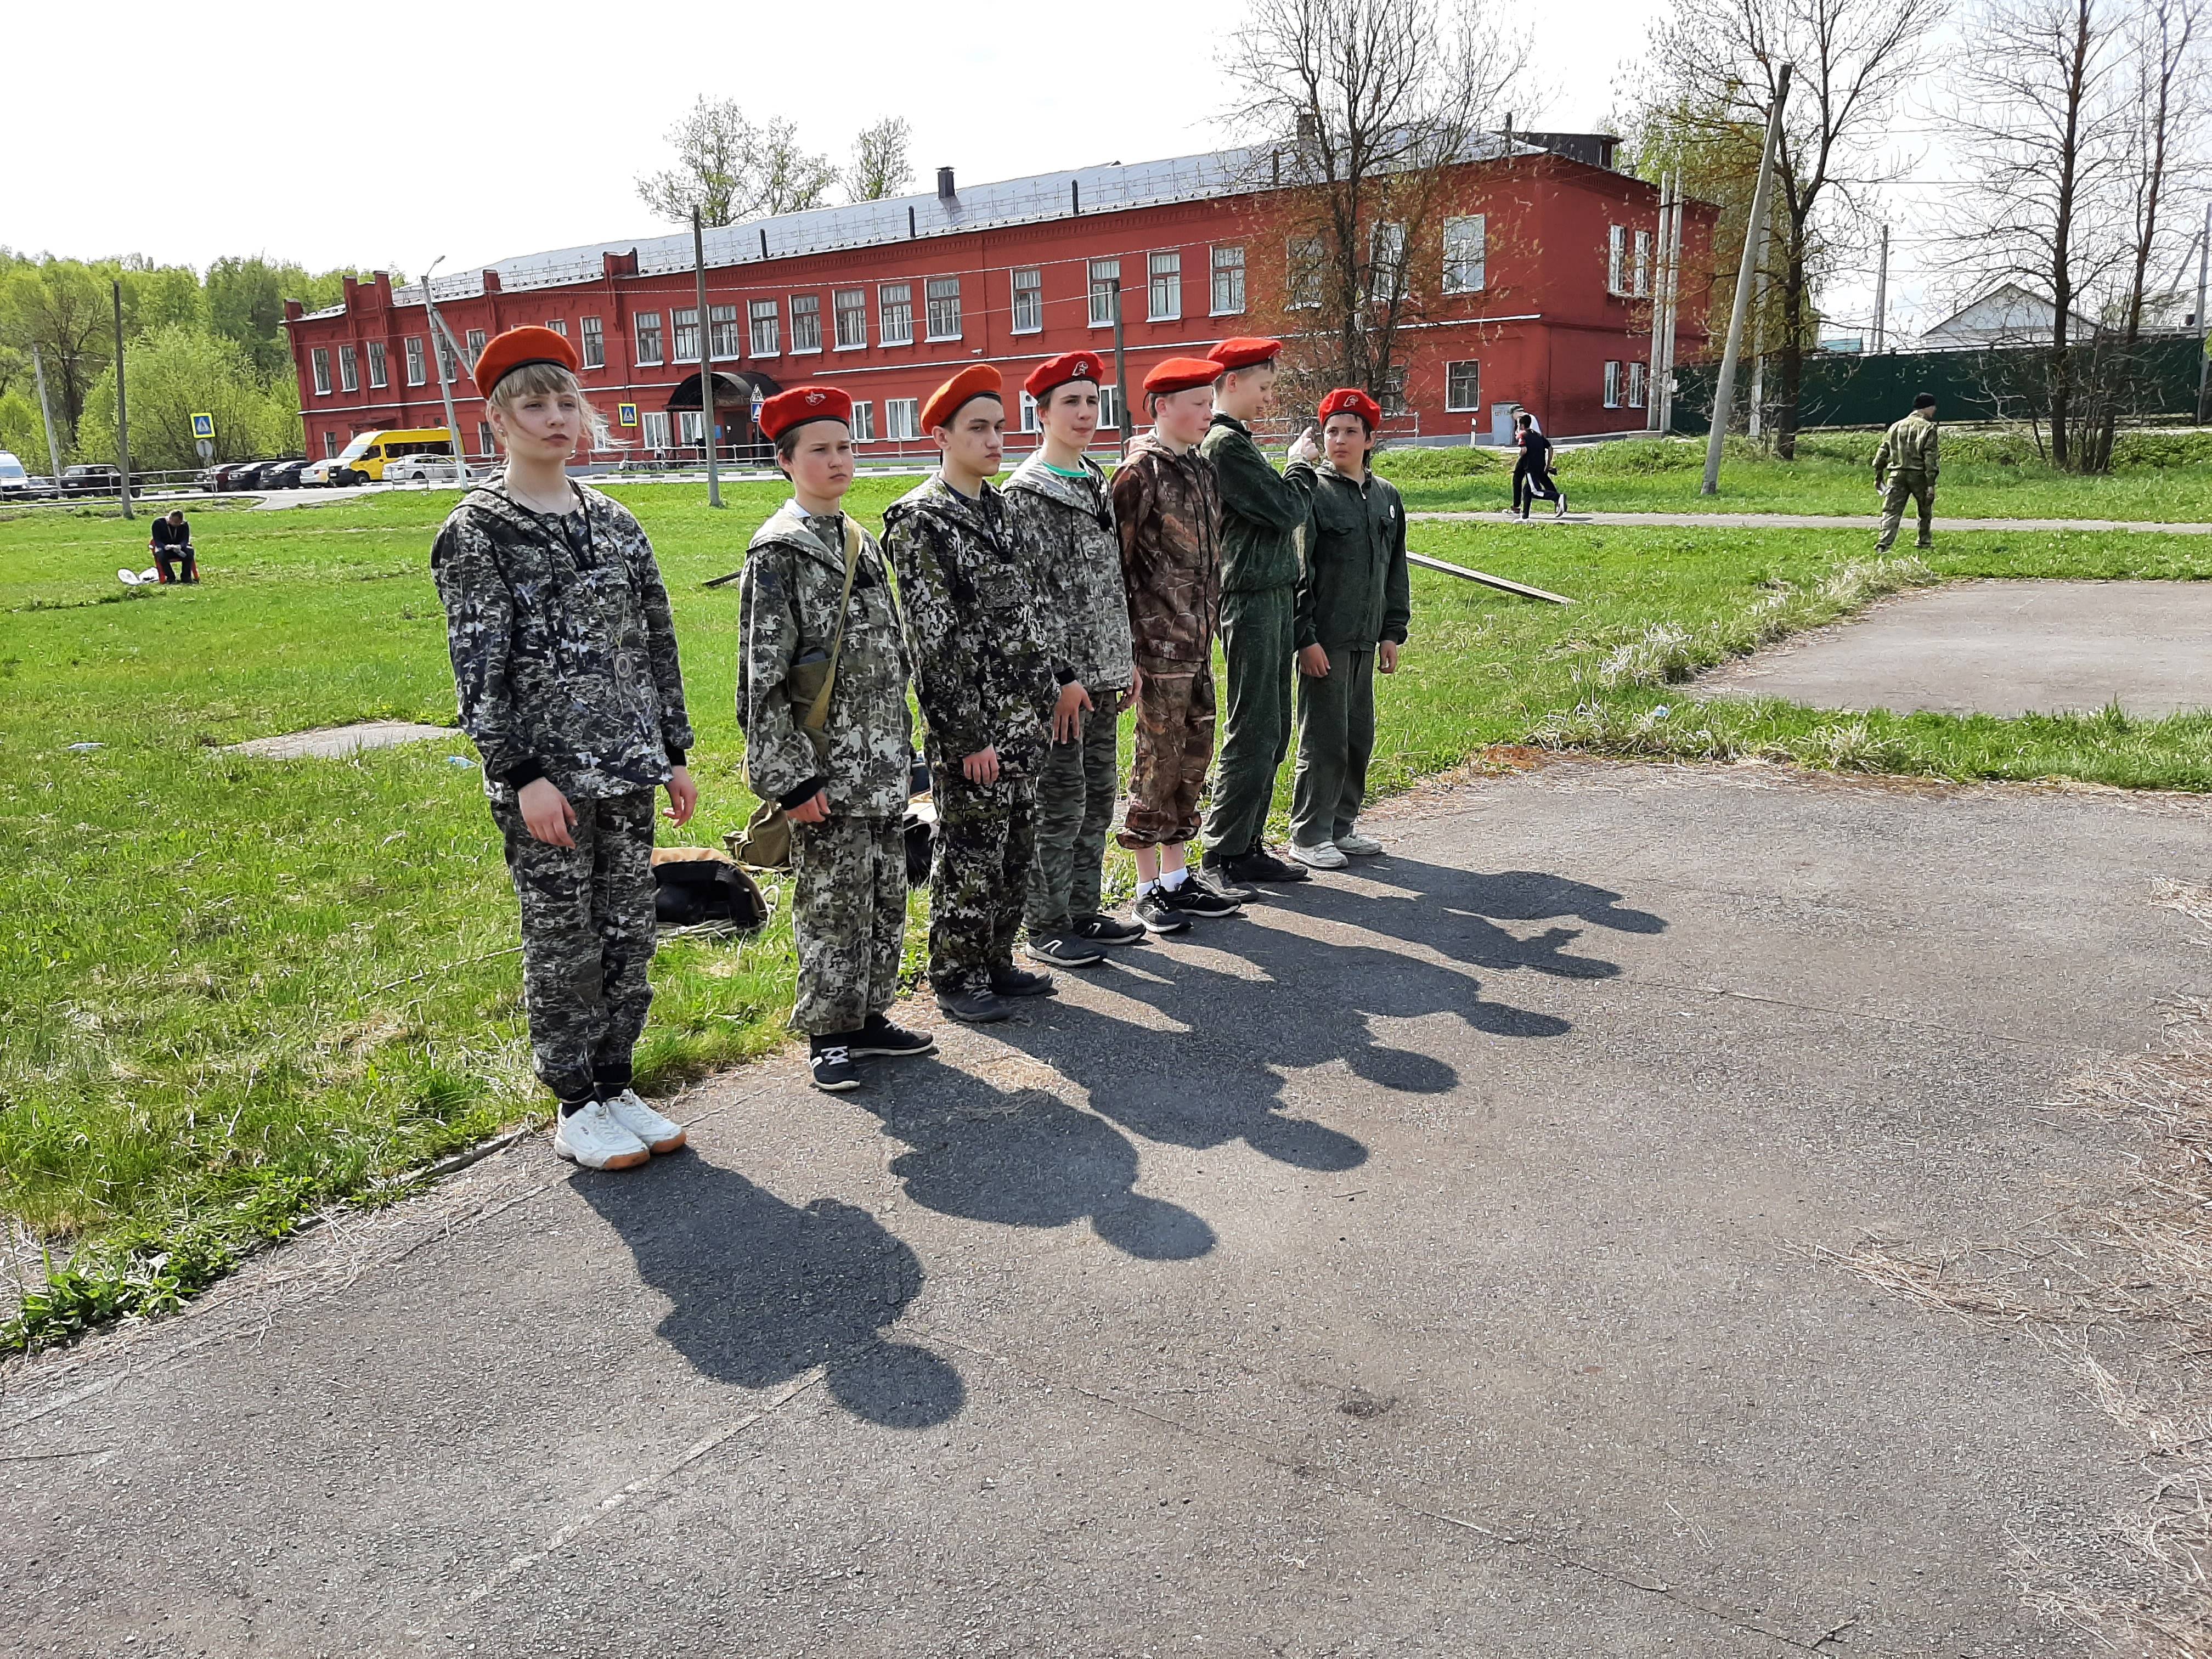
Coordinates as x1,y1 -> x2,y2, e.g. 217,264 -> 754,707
1117,668 -> 1216,849
1876,471 -> 1934,551
489,788 -> 658,1105
1203,584 -> 1297,859
1290,647 -> 1376,848
1025,694 -> 1123,934
789,812 -> 908,1036
929,768 -> 1036,990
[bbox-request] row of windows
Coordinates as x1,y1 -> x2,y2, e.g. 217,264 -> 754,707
1602,359 -> 1651,408
1282,216 -> 1487,308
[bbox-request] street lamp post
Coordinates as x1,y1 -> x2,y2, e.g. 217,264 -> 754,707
419,256 -> 471,487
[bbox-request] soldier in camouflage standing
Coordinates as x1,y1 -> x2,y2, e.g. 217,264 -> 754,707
1005,351 -> 1148,968
432,327 -> 697,1172
1199,336 -> 1313,893
882,365 -> 1060,1024
1874,392 -> 1940,552
737,386 -> 934,1093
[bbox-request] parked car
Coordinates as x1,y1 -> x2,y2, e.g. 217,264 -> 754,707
22,476 -> 57,499
60,464 -> 128,497
384,454 -> 464,484
210,461 -> 268,491
298,456 -> 345,487
0,451 -> 31,497
260,459 -> 312,490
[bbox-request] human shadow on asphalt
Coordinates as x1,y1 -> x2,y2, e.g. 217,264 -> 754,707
576,1153 -> 964,1429
854,1069 -> 1218,1261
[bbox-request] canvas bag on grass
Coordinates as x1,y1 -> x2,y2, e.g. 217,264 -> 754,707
730,511 -> 864,871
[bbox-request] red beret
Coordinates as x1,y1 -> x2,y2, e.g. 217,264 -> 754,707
472,325 -> 579,395
921,363 -> 1003,432
1024,350 -> 1106,400
1143,357 -> 1220,397
759,385 -> 853,442
1318,387 -> 1383,432
1207,337 -> 1283,372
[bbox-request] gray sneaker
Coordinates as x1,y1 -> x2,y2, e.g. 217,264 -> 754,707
1026,933 -> 1106,968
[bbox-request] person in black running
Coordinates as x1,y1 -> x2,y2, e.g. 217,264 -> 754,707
1510,412 -> 1566,519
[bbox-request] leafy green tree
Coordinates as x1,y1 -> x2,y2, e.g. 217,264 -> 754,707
0,259 -> 114,433
76,325 -> 289,471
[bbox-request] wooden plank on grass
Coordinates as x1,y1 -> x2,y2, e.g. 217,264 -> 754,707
1407,550 -> 1574,605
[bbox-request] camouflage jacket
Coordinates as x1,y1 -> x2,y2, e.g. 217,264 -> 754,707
881,473 -> 1056,774
735,501 -> 912,819
1875,412 -> 1940,478
430,482 -> 693,802
1200,414 -> 1308,592
1110,431 -> 1223,673
1002,451 -> 1135,698
1287,457 -> 1412,651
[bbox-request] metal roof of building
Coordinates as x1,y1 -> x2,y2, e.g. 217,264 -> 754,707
298,134 -> 1536,321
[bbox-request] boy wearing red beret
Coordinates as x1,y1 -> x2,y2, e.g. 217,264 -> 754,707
1005,352 -> 1147,966
1284,389 -> 1410,869
1110,358 -> 1244,933
882,366 -> 1061,1023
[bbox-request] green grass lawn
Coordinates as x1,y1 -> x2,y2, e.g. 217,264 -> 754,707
5,479 -> 2211,1350
1376,429 -> 2212,521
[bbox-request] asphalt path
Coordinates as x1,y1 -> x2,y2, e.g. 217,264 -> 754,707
3,759 -> 2202,1656
1412,509 -> 2212,534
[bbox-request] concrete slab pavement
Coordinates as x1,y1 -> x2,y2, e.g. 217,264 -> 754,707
4,759 -> 2203,1656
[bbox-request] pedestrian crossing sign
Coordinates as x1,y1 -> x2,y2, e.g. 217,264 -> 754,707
617,403 -> 639,427
189,413 -> 215,439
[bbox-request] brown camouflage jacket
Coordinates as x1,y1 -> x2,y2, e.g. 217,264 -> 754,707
1110,431 -> 1223,673
1875,412 -> 1940,479
1002,451 -> 1135,697
430,482 -> 693,802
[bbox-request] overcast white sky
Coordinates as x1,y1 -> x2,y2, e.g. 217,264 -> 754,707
14,0 -> 1944,332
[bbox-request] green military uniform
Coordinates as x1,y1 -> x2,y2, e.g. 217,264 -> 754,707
1874,408 -> 1940,552
1199,413 -> 1311,862
1003,450 -> 1135,939
431,482 -> 693,1106
736,501 -> 913,1037
882,474 -> 1057,994
1285,457 -> 1410,851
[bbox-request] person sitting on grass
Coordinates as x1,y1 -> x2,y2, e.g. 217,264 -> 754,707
150,510 -> 198,584
736,386 -> 934,1093
1283,388 -> 1411,871
430,326 -> 697,1172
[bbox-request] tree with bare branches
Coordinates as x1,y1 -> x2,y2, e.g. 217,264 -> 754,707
845,117 -> 915,204
635,98 -> 839,228
1628,0 -> 1946,456
1219,0 -> 1531,416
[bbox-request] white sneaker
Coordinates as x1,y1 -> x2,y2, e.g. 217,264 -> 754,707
602,1088 -> 687,1154
1335,831 -> 1385,857
1288,840 -> 1349,870
552,1100 -> 651,1171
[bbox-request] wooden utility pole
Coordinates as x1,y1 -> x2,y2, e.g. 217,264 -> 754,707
1647,174 -> 1675,433
1872,224 -> 1891,353
693,209 -> 722,507
1109,278 -> 1133,459
2196,202 -> 2209,426
110,281 -> 133,520
31,345 -> 64,481
1703,63 -> 1792,496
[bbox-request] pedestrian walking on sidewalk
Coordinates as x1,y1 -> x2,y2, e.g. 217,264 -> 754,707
1004,351 -> 1148,969
1199,336 -> 1314,893
1284,389 -> 1411,870
883,366 -> 1061,1025
736,386 -> 934,1093
431,326 -> 697,1171
1875,393 -> 1940,552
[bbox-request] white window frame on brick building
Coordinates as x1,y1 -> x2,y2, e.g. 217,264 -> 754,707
885,397 -> 921,440
465,328 -> 487,362
337,345 -> 358,393
323,432 -> 339,458
834,288 -> 867,349
641,410 -> 671,449
879,282 -> 914,346
709,306 -> 741,360
749,299 -> 780,356
1607,226 -> 1630,296
367,341 -> 388,388
546,319 -> 567,337
673,308 -> 702,364
1628,360 -> 1649,408
926,276 -> 962,341
1098,384 -> 1121,431
477,420 -> 494,456
1442,215 -> 1487,294
1445,359 -> 1481,411
1379,367 -> 1408,416
405,337 -> 426,386
634,313 -> 663,366
1011,267 -> 1042,333
1019,391 -> 1040,433
580,317 -> 605,369
434,333 -> 459,387
312,348 -> 331,395
850,400 -> 876,442
1088,259 -> 1121,327
679,410 -> 704,445
1370,222 -> 1408,304
1604,359 -> 1623,407
789,294 -> 823,353
1148,250 -> 1181,321
1632,230 -> 1653,297
1210,244 -> 1245,315
1286,238 -> 1324,308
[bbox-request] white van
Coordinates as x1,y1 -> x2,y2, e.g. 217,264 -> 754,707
0,452 -> 29,496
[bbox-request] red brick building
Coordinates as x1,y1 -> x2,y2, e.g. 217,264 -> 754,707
282,137 -> 1713,465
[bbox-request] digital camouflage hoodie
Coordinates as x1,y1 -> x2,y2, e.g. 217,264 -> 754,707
1002,450 -> 1135,698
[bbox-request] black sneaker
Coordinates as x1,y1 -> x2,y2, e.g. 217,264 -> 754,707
1132,890 -> 1190,935
1157,873 -> 1243,918
1025,933 -> 1106,968
1231,849 -> 1312,884
1073,911 -> 1148,946
850,1014 -> 935,1058
1198,853 -> 1261,904
935,977 -> 1015,1024
990,963 -> 1056,997
808,1039 -> 861,1092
